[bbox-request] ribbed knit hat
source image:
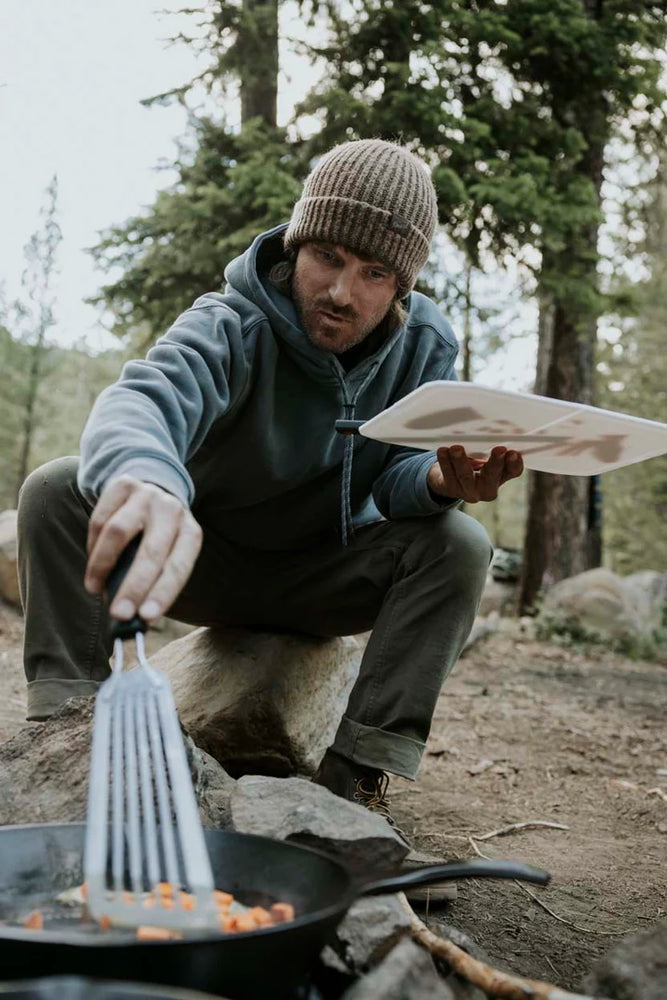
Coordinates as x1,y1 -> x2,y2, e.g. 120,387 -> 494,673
285,139 -> 438,297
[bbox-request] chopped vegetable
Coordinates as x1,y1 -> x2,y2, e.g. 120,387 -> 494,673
23,910 -> 43,930
137,925 -> 182,941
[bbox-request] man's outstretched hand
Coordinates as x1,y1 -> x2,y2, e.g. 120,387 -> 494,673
83,475 -> 203,622
427,445 -> 524,504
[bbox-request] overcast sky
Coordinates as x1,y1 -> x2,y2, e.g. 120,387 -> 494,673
1,1 -> 536,387
1,1 -> 317,353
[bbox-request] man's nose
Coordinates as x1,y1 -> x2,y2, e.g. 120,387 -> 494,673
328,267 -> 356,307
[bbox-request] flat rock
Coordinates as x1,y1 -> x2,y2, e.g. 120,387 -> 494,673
150,626 -> 363,777
340,938 -> 454,999
582,919 -> 667,1000
0,696 -> 235,828
0,510 -> 19,607
330,895 -> 412,972
230,774 -> 409,877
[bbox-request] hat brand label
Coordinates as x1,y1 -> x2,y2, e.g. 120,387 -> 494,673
388,213 -> 411,236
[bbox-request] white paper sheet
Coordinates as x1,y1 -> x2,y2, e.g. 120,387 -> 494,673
359,382 -> 667,476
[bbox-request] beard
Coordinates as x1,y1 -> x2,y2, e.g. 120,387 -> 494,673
292,272 -> 390,355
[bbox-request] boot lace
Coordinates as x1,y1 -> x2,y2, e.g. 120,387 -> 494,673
353,771 -> 396,826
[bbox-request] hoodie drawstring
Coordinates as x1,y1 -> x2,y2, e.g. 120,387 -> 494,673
340,363 -> 379,546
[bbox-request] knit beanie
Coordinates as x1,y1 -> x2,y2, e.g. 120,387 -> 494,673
284,139 -> 438,297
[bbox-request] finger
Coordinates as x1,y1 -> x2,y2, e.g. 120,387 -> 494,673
500,450 -> 524,484
86,476 -> 138,563
85,490 -> 150,597
108,506 -> 183,620
437,448 -> 468,499
448,446 -> 479,502
476,446 -> 507,501
137,517 -> 203,621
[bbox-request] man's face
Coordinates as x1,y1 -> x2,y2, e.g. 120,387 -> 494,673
293,242 -> 398,354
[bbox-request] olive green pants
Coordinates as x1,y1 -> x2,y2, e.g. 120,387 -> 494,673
17,457 -> 492,779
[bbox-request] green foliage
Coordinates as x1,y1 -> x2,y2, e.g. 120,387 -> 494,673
88,119 -> 305,349
535,607 -> 667,663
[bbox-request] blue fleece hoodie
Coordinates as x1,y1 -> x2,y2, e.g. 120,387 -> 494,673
78,225 -> 460,550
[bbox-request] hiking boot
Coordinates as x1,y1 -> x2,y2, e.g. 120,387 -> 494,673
311,749 -> 398,828
312,749 -> 456,904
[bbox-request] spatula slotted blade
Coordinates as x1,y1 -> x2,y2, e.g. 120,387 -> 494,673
84,634 -> 219,932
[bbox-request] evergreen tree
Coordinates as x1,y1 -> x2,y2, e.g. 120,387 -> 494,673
89,1 -> 305,349
300,0 -> 666,605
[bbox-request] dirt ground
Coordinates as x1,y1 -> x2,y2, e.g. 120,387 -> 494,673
1,600 -> 665,995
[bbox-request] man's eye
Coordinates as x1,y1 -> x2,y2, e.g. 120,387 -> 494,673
316,248 -> 335,263
368,269 -> 389,281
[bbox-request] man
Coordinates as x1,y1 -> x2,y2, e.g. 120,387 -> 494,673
18,139 -> 522,822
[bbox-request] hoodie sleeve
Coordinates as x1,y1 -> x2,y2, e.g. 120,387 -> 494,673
372,354 -> 461,520
77,297 -> 248,507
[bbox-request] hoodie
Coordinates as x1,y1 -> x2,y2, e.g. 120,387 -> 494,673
78,225 -> 460,550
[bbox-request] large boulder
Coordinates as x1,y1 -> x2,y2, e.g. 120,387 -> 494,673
151,626 -> 363,777
539,567 -> 665,645
582,920 -> 667,1000
0,697 -> 235,828
0,509 -> 19,607
230,774 -> 409,877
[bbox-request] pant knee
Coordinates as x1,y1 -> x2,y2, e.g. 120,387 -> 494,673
413,509 -> 492,576
18,456 -> 81,532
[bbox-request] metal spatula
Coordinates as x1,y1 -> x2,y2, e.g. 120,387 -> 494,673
84,539 -> 219,932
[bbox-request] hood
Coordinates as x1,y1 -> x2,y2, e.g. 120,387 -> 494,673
223,224 -> 409,384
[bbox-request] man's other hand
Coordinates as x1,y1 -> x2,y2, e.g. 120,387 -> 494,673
84,475 -> 203,622
427,445 -> 524,504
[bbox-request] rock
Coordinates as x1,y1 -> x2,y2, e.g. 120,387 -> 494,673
329,895 -> 412,972
0,696 -> 235,828
582,920 -> 667,1000
340,938 -> 454,999
151,626 -> 363,777
461,616 -> 497,653
478,576 -> 517,617
230,774 -> 409,877
539,567 -> 664,644
0,509 -> 20,607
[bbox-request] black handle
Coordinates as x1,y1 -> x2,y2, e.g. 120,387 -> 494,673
335,419 -> 364,435
359,858 -> 550,897
107,536 -> 147,641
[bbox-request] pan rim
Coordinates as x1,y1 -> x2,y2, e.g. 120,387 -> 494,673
0,822 -> 356,947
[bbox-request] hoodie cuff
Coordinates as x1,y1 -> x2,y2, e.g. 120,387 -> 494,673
81,458 -> 192,508
412,452 -> 461,513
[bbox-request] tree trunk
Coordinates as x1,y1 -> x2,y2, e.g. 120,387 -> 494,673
240,0 -> 278,127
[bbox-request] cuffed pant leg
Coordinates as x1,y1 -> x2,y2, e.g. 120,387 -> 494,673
17,456 -> 111,720
330,510 -> 492,779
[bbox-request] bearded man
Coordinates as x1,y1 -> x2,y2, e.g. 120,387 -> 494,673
18,140 -> 523,859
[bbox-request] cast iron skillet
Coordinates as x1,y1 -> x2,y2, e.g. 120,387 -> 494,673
0,824 -> 549,999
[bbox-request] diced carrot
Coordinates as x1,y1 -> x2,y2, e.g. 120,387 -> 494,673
157,882 -> 174,898
219,914 -> 236,932
214,890 -> 233,907
98,915 -> 112,931
136,925 -> 182,941
159,897 -> 174,910
143,895 -> 156,909
23,910 -> 43,931
248,906 -> 273,927
233,912 -> 258,932
270,902 -> 295,923
179,892 -> 195,911
122,892 -> 135,904
80,883 -> 88,900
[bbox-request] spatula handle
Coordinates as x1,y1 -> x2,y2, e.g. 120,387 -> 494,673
107,535 -> 148,640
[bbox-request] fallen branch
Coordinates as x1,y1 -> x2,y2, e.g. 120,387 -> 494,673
469,839 -> 636,937
472,821 -> 569,841
399,893 -> 605,1000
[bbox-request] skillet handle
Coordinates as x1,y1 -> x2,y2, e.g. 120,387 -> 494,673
359,858 -> 550,896
107,536 -> 147,641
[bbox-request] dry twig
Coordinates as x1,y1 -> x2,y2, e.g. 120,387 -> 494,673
399,893 -> 603,1000
468,839 -> 636,937
472,821 -> 569,841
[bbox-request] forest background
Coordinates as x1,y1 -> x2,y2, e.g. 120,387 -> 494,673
1,0 -> 666,612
